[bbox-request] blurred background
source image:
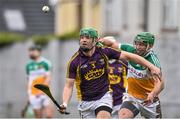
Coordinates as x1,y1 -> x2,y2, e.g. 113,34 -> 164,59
0,0 -> 180,118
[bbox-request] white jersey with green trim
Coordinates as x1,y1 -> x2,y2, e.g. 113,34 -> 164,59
119,43 -> 161,99
26,57 -> 52,96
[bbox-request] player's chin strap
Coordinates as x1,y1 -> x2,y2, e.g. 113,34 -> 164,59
142,44 -> 151,57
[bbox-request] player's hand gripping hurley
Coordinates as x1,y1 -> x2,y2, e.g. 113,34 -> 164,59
34,84 -> 70,115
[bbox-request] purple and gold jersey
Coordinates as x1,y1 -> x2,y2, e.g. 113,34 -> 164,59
108,59 -> 128,106
66,47 -> 121,101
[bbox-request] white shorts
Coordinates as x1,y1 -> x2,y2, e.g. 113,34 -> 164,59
122,93 -> 161,118
112,104 -> 121,119
29,94 -> 51,109
78,92 -> 113,118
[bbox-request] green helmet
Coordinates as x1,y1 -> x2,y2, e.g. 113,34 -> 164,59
29,45 -> 42,51
134,32 -> 155,45
80,27 -> 99,39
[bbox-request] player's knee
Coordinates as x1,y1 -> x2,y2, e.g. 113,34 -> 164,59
95,106 -> 112,118
120,101 -> 139,118
119,109 -> 131,118
97,111 -> 111,119
119,110 -> 126,116
45,106 -> 54,118
46,111 -> 53,119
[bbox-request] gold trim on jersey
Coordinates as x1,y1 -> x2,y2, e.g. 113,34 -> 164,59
75,65 -> 82,101
109,74 -> 121,84
66,52 -> 79,78
122,67 -> 127,88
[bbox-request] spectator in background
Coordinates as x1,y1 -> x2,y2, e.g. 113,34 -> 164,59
25,45 -> 54,118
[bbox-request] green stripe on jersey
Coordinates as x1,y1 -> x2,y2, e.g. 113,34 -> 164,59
146,51 -> 161,68
26,57 -> 52,75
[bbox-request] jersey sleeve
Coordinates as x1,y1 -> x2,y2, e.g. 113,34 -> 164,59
102,47 -> 121,60
119,43 -> 135,53
43,60 -> 52,74
66,56 -> 78,79
26,64 -> 29,75
40,59 -> 52,76
148,53 -> 161,68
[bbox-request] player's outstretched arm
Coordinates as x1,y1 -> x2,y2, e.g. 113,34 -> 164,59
120,51 -> 161,79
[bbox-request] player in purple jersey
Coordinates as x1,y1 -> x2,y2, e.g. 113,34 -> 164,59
59,27 -> 161,119
108,59 -> 128,119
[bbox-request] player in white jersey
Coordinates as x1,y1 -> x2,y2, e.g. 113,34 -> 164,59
26,45 -> 54,118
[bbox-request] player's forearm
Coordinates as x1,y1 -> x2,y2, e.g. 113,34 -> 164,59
62,80 -> 74,106
62,86 -> 73,106
152,78 -> 164,96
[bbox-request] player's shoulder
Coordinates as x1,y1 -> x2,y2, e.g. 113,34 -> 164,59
26,60 -> 34,67
100,46 -> 121,52
145,50 -> 161,68
145,50 -> 159,60
69,51 -> 80,65
40,57 -> 52,66
70,51 -> 79,60
120,43 -> 135,53
120,43 -> 133,47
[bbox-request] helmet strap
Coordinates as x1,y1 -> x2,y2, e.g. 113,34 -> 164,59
89,38 -> 97,50
143,44 -> 151,56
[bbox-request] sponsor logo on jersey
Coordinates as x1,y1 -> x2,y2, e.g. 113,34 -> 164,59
109,74 -> 121,84
84,68 -> 105,80
128,66 -> 148,79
